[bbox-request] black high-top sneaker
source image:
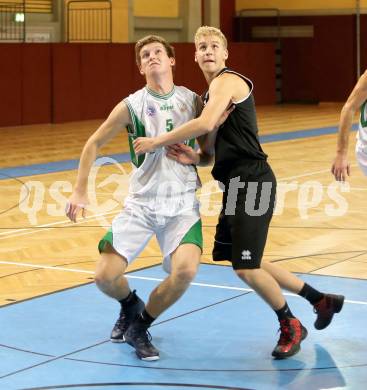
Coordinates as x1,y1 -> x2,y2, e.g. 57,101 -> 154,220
110,291 -> 144,343
313,294 -> 345,330
124,322 -> 159,361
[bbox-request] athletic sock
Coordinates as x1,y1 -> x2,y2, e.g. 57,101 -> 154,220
275,302 -> 295,321
119,290 -> 138,310
135,309 -> 156,327
298,283 -> 324,305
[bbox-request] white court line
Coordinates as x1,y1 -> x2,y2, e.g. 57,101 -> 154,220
281,169 -> 333,181
279,163 -> 358,181
0,260 -> 365,306
0,209 -> 119,236
0,209 -> 119,240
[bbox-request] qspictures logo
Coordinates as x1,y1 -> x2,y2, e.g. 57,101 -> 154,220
17,158 -> 351,227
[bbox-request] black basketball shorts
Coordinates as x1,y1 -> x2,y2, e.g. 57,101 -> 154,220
212,160 -> 276,270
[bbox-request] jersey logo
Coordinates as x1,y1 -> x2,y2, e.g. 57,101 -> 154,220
241,250 -> 252,261
146,105 -> 156,116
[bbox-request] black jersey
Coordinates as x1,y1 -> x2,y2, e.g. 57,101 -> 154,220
203,68 -> 267,182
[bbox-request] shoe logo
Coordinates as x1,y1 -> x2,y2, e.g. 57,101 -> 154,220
241,250 -> 252,260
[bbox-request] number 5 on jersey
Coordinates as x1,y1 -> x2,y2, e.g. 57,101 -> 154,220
166,118 -> 173,132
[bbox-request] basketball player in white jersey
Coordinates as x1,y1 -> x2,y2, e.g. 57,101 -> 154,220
66,35 -> 225,361
332,70 -> 367,180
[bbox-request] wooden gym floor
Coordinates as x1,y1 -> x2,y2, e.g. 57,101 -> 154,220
0,103 -> 366,306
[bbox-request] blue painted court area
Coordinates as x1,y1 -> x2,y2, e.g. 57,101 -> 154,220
0,124 -> 358,180
0,264 -> 366,390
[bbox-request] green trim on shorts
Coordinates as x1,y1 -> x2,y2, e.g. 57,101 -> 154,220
98,228 -> 113,253
98,220 -> 203,254
361,100 -> 367,127
179,219 -> 203,252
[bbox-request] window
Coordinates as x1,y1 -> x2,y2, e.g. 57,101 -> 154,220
25,0 -> 52,13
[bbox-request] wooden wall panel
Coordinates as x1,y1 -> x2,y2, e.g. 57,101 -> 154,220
22,44 -> 52,124
220,0 -> 236,42
0,41 -> 276,126
52,44 -> 82,123
360,15 -> 367,77
227,42 -> 276,105
106,43 -> 136,109
313,15 -> 355,102
173,43 -> 207,95
0,45 -> 22,127
80,44 -> 110,120
235,15 -> 358,103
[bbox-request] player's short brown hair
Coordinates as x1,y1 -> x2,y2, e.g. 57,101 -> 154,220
135,35 -> 175,66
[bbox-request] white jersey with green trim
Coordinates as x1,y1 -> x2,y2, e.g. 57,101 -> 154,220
123,85 -> 200,216
358,100 -> 367,143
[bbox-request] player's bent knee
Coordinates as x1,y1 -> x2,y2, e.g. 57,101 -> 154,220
95,268 -> 117,287
172,265 -> 198,283
95,251 -> 127,287
234,267 -> 260,280
95,268 -> 114,286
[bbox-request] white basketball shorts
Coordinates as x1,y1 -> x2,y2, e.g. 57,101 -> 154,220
356,140 -> 367,176
98,202 -> 202,272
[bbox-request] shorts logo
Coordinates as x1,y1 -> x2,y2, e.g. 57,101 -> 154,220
146,105 -> 156,116
241,250 -> 252,261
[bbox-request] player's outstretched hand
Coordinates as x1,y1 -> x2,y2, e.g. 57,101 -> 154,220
133,137 -> 157,155
166,143 -> 199,165
331,154 -> 350,182
65,191 -> 88,223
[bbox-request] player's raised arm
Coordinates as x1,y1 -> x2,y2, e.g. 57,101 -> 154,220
332,70 -> 367,181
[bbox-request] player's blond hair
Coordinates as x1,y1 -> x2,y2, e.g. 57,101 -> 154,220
194,26 -> 228,49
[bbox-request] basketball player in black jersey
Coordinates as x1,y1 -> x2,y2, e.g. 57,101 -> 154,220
133,26 -> 344,359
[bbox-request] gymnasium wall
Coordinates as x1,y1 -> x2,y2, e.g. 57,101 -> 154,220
133,0 -> 179,17
64,0 -> 179,43
280,15 -> 359,103
234,12 -> 367,102
235,0 -> 367,12
0,41 -> 275,127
